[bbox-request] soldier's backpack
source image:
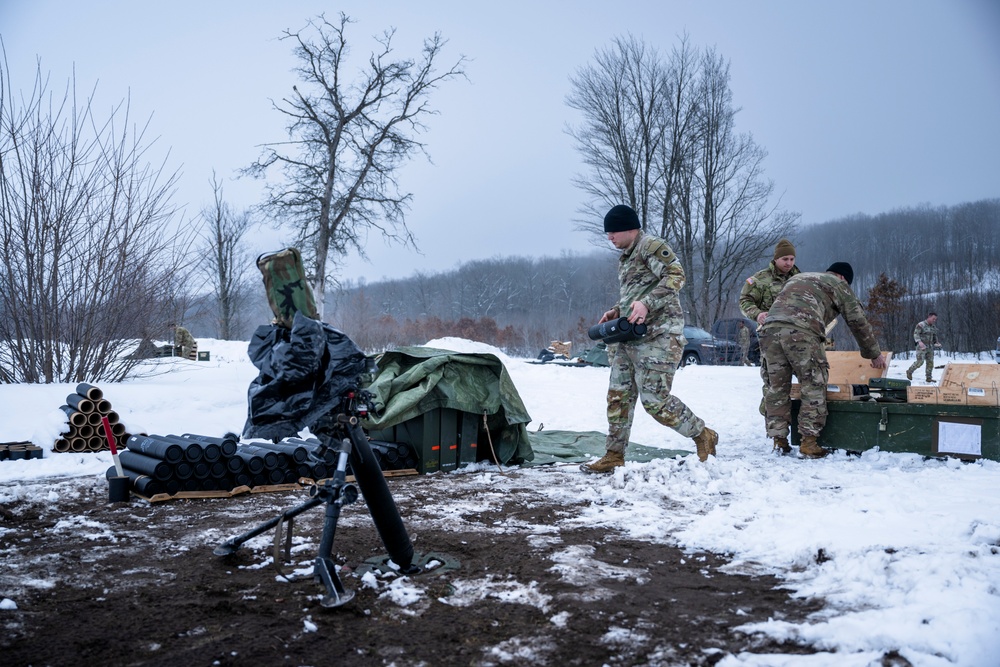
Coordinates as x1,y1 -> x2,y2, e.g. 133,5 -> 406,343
256,248 -> 320,328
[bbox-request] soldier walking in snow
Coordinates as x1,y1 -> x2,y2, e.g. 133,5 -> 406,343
906,312 -> 942,383
760,262 -> 887,458
582,204 -> 718,473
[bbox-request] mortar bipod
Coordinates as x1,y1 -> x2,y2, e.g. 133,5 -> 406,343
213,435 -> 359,608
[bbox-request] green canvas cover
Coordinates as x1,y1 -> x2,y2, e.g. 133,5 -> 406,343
579,342 -> 610,367
524,429 -> 690,465
361,346 -> 534,465
256,248 -> 319,328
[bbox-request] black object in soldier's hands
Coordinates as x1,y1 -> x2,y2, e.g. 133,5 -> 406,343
588,316 -> 648,344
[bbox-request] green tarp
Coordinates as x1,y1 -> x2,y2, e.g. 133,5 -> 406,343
525,429 -> 690,466
362,346 -> 534,465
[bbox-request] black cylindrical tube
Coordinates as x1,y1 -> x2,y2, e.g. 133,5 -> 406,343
233,451 -> 265,475
76,383 -> 103,400
346,424 -> 414,571
95,398 -> 112,414
236,445 -> 279,470
60,405 -> 88,427
209,461 -> 227,479
286,437 -> 337,464
66,393 -> 94,413
250,440 -> 309,464
126,434 -> 183,464
174,461 -> 194,480
119,450 -> 173,481
106,465 -> 163,496
181,433 -> 240,457
587,317 -> 647,343
168,435 -> 221,462
224,455 -> 245,474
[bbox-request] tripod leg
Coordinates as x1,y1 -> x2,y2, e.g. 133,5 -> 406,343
314,491 -> 355,607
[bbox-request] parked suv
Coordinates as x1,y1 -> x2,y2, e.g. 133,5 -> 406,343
681,324 -> 741,366
712,317 -> 760,365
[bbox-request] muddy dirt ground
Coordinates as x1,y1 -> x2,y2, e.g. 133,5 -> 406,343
1,465 -> 827,667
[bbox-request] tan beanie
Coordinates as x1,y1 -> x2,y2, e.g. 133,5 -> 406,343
773,239 -> 795,260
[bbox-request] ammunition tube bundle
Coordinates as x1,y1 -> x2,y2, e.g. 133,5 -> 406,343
54,383 -> 130,453
111,432 -> 418,499
588,316 -> 648,344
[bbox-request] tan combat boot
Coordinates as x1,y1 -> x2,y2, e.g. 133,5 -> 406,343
692,427 -> 718,462
905,369 -> 913,381
581,450 -> 625,474
798,435 -> 828,459
772,436 -> 791,455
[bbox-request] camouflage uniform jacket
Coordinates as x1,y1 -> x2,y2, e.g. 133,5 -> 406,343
611,231 -> 685,338
762,272 -> 881,359
912,320 -> 939,348
739,262 -> 801,322
174,326 -> 195,350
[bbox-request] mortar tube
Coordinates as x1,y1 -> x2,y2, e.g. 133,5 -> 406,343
125,434 -> 184,464
250,440 -> 309,464
76,383 -> 103,400
106,465 -> 163,497
60,405 -> 88,428
118,450 -> 173,481
66,393 -> 94,414
166,435 -> 221,462
180,433 -> 239,457
235,445 -> 279,470
232,451 -> 265,475
346,422 -> 415,572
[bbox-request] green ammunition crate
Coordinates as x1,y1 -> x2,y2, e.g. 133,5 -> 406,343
367,408 -> 483,474
791,399 -> 1000,461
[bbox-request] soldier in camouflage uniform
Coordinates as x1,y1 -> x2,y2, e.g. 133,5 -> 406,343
740,239 -> 801,418
739,238 -> 800,327
759,262 -> 886,458
582,205 -> 718,474
906,312 -> 941,383
170,323 -> 197,360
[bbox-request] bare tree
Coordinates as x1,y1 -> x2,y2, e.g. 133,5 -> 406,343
0,55 -> 192,383
198,173 -> 254,339
245,13 -> 466,317
566,35 -> 667,237
566,36 -> 798,328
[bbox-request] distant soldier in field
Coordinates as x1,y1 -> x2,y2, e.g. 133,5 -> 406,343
760,262 -> 887,458
906,312 -> 942,383
169,323 -> 197,360
581,204 -> 718,473
737,320 -> 752,366
740,239 -> 801,417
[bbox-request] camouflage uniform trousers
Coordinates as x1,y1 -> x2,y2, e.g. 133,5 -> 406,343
760,325 -> 830,439
605,334 -> 705,453
906,347 -> 935,381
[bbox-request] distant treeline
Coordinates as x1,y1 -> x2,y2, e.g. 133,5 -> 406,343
320,199 -> 999,358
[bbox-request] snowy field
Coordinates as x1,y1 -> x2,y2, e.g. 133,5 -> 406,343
1,337 -> 999,667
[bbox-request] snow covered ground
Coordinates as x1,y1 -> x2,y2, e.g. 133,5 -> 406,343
1,337 -> 999,666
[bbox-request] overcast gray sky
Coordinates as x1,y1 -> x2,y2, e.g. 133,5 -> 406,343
3,0 -> 999,284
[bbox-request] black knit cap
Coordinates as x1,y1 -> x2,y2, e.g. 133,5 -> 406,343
826,262 -> 854,286
603,205 -> 641,233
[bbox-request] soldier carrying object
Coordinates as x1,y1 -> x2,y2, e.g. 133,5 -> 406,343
169,323 -> 197,360
906,312 -> 942,383
581,204 -> 718,474
759,262 -> 887,459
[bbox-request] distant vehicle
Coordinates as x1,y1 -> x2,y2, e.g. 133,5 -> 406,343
995,336 -> 1000,364
712,317 -> 761,365
681,325 -> 741,366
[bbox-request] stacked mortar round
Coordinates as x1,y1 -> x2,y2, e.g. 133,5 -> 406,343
106,433 -> 417,498
53,383 -> 130,453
